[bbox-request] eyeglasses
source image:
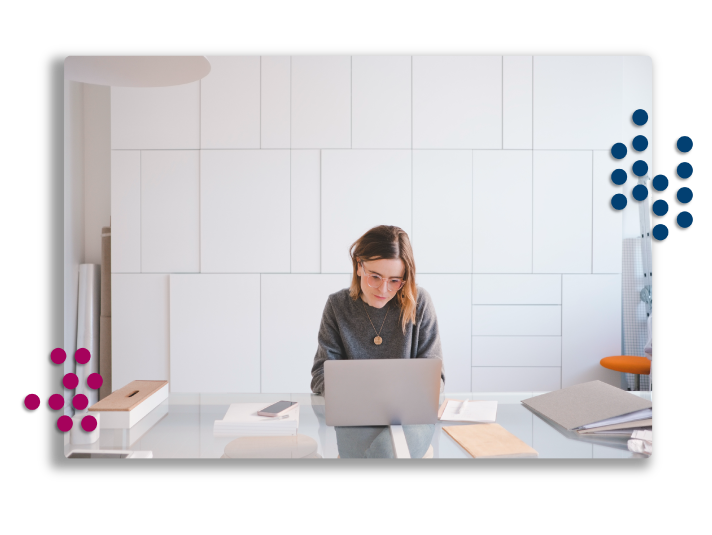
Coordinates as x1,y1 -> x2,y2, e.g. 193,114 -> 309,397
359,262 -> 406,292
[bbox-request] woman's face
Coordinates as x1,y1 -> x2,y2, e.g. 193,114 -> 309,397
356,257 -> 406,309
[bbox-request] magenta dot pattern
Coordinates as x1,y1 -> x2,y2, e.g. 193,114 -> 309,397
57,415 -> 73,432
72,394 -> 89,411
48,394 -> 64,411
63,373 -> 78,390
75,348 -> 91,364
81,415 -> 98,432
51,348 -> 67,364
87,373 -> 103,390
24,394 -> 40,410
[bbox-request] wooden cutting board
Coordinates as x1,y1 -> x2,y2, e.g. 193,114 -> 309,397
443,423 -> 539,458
88,380 -> 168,412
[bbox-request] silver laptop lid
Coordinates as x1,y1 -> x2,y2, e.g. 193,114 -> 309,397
324,359 -> 441,426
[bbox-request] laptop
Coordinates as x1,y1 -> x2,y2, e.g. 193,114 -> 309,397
324,359 -> 441,426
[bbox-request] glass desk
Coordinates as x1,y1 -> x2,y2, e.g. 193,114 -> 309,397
64,391 -> 653,459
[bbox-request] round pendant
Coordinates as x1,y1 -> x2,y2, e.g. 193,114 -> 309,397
374,336 -> 383,345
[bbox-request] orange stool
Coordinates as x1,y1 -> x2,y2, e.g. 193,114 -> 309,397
600,356 -> 650,390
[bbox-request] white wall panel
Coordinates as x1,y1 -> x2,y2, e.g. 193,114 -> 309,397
472,275 -> 561,304
533,56 -> 623,150
472,367 -> 561,392
291,56 -> 351,148
321,150 -> 411,273
352,56 -> 411,149
111,83 -> 200,149
261,274 -> 349,393
533,151 -> 592,273
261,55 -> 291,149
112,274 -> 169,390
413,151 -> 472,273
201,56 -> 260,149
201,150 -> 290,272
291,150 -> 321,273
473,150 -> 532,272
413,56 -> 502,149
593,151 -> 623,273
472,305 -> 561,336
472,336 -> 561,367
562,274 -> 621,387
418,275 -> 472,392
503,56 -> 533,149
141,151 -> 200,273
170,274 -> 261,392
110,150 -> 141,272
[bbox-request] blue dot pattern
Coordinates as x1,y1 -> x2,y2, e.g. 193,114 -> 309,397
677,136 -> 693,153
611,169 -> 627,185
652,200 -> 668,216
677,187 -> 693,203
652,174 -> 668,191
632,160 -> 648,177
632,184 -> 648,201
677,162 -> 693,179
611,194 -> 627,210
677,211 -> 693,228
632,135 -> 648,152
611,143 -> 627,160
652,224 -> 668,241
632,109 -> 648,126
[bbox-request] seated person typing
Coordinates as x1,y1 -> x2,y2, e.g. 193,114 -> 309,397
310,225 -> 446,458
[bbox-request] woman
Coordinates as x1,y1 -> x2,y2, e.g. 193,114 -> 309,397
310,225 -> 446,458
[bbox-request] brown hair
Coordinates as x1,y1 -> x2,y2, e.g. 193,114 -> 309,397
349,225 -> 417,334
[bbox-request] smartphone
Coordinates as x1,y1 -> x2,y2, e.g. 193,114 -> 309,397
257,400 -> 299,417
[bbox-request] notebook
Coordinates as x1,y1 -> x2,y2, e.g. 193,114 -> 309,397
442,424 -> 538,458
213,403 -> 299,437
577,418 -> 653,435
521,380 -> 652,431
439,399 -> 498,423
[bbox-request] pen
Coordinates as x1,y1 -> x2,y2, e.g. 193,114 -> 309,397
458,399 -> 468,414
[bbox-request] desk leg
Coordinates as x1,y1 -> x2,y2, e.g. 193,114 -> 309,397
389,425 -> 411,459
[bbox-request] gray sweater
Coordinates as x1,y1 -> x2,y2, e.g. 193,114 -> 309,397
310,286 -> 446,394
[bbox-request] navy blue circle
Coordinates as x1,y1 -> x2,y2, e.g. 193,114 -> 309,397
611,194 -> 627,210
652,174 -> 668,191
611,169 -> 627,185
677,211 -> 693,228
677,136 -> 693,153
652,200 -> 668,216
632,109 -> 648,126
677,187 -> 693,203
632,160 -> 648,177
652,224 -> 668,241
632,135 -> 648,152
632,184 -> 648,201
611,143 -> 627,160
677,162 -> 693,179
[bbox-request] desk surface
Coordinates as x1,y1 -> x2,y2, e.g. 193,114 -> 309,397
65,391 -> 653,459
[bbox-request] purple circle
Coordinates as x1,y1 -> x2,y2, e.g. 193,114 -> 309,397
57,415 -> 73,432
51,348 -> 67,364
87,373 -> 103,390
48,394 -> 64,410
24,394 -> 40,410
63,373 -> 79,390
81,415 -> 98,432
75,348 -> 91,364
73,394 -> 89,410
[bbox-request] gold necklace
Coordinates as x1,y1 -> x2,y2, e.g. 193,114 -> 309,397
360,296 -> 392,345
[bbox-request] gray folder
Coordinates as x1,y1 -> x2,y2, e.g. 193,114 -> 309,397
521,380 -> 652,430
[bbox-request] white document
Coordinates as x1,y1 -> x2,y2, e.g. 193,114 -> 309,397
213,403 -> 299,437
578,408 -> 652,430
440,400 -> 498,423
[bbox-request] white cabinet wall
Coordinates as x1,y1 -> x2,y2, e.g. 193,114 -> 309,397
109,56 -> 644,392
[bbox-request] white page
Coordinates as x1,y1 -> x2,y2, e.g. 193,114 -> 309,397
440,400 -> 497,423
578,408 -> 652,429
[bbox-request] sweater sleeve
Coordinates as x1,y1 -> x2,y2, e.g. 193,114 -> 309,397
415,288 -> 446,393
310,295 -> 345,395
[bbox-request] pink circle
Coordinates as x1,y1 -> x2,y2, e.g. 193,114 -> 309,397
63,373 -> 78,390
24,394 -> 40,410
87,373 -> 103,390
51,348 -> 66,364
48,394 -> 64,410
72,394 -> 89,410
75,348 -> 91,364
57,415 -> 73,432
81,415 -> 98,432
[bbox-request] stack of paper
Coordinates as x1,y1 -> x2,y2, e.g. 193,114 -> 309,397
439,399 -> 498,423
213,403 -> 299,437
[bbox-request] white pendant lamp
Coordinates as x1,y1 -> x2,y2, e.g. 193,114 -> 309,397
64,56 -> 211,87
